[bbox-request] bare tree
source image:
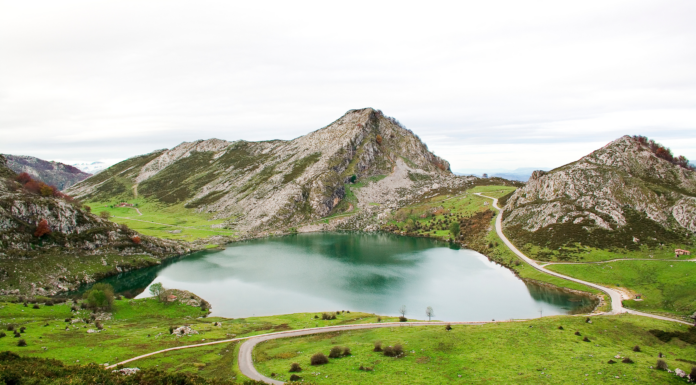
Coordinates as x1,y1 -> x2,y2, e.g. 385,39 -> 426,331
399,305 -> 407,317
425,306 -> 434,321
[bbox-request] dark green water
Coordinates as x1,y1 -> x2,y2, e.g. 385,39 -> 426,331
93,232 -> 596,320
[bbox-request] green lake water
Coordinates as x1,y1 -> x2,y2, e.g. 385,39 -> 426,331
94,232 -> 596,321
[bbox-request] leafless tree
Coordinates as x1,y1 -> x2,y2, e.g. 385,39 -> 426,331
399,305 -> 407,317
425,306 -> 434,321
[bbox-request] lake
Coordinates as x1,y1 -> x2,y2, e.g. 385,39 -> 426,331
92,232 -> 596,321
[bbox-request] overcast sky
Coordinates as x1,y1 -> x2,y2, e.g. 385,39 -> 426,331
1,0 -> 694,173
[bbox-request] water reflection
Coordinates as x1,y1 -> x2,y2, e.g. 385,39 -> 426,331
72,232 -> 597,320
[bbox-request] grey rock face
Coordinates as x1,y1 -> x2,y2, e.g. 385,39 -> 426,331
4,154 -> 91,190
503,135 -> 696,236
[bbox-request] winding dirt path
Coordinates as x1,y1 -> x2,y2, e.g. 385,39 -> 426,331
475,193 -> 691,325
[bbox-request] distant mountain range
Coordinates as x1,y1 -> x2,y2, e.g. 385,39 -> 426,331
70,161 -> 111,174
455,167 -> 547,182
3,154 -> 92,190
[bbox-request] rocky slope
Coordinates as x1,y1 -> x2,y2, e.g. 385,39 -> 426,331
503,135 -> 696,251
4,154 -> 92,190
0,155 -> 193,295
68,108 -> 472,233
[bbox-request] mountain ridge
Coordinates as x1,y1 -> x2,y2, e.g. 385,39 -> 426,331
4,154 -> 92,190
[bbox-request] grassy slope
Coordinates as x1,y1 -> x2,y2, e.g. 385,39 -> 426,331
547,261 -> 696,319
0,253 -> 162,294
87,198 -> 236,241
253,314 -> 696,384
0,298 -> 400,381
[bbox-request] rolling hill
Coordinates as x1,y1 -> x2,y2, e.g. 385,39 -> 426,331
4,154 -> 91,190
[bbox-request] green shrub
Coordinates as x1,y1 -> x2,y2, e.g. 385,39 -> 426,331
607,360 -> 616,364
343,347 -> 351,356
83,283 -> 115,311
583,337 -> 590,342
289,363 -> 301,372
394,344 -> 404,356
310,353 -> 328,365
328,346 -> 342,358
19,327 -> 25,333
0,332 -> 5,338
633,345 -> 641,352
445,324 -> 452,331
32,304 -> 39,309
289,374 -> 301,381
399,316 -> 407,322
373,341 -> 382,352
558,326 -> 564,330
622,357 -> 634,364
383,346 -> 395,357
656,359 -> 668,370
17,339 -> 26,347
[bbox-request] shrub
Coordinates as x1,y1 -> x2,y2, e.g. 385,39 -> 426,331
0,332 -> 5,338
633,345 -> 641,352
314,315 -> 318,319
346,310 -> 350,313
558,326 -> 564,330
289,374 -> 301,381
83,283 -> 115,311
310,353 -> 328,365
149,282 -> 165,301
585,317 -> 591,323
690,367 -> 696,380
373,341 -> 382,352
656,359 -> 668,370
607,359 -> 616,364
445,324 -> 452,331
336,311 -> 340,315
99,211 -> 110,219
575,331 -> 581,336
17,339 -> 27,347
622,357 -> 634,364
132,236 -> 141,244
383,346 -> 395,357
583,337 -> 590,342
20,327 -> 26,333
80,302 -> 87,309
23,302 -> 27,307
377,317 -> 381,322
14,331 -> 20,338
32,304 -> 40,309
45,300 -> 54,306
95,321 -> 103,330
394,344 -> 404,356
343,347 -> 351,356
6,325 -> 14,331
399,316 -> 407,322
169,326 -> 174,334
289,362 -> 301,372
321,313 -> 331,320
329,346 -> 343,358
34,219 -> 51,238
376,134 -> 383,145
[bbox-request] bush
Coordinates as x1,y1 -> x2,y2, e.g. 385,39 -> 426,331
17,339 -> 27,347
328,346 -> 343,358
376,134 -> 383,145
690,367 -> 696,380
622,357 -> 634,364
656,359 -> 668,370
99,211 -> 110,219
310,353 -> 328,365
445,324 -> 452,331
289,374 -> 301,381
6,325 -> 14,331
169,326 -> 174,334
633,345 -> 641,352
583,337 -> 590,342
343,347 -> 351,356
0,332 -> 5,338
607,359 -> 616,364
65,318 -> 71,322
80,302 -> 87,309
289,363 -> 301,372
45,300 -> 54,306
32,304 -> 40,309
131,236 -> 141,244
575,331 -> 581,336
321,313 -> 330,320
19,327 -> 26,333
95,321 -> 103,330
558,326 -> 564,330
373,341 -> 382,352
377,317 -> 381,322
34,219 -> 51,238
394,344 -> 404,356
83,283 -> 115,311
314,315 -> 318,319
383,346 -> 395,357
399,316 -> 407,322
13,331 -> 20,338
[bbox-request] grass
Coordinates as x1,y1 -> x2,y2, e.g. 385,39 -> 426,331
520,243 -> 694,263
253,314 -> 696,384
0,297 -> 399,379
0,253 -> 161,294
547,261 -> 696,318
87,198 -> 236,241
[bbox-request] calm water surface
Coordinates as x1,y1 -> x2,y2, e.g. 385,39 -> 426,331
95,232 -> 595,321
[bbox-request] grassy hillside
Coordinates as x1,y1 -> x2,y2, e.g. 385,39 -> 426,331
547,261 -> 696,319
253,314 -> 695,384
88,198 -> 236,241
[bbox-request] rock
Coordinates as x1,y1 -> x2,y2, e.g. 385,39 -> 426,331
172,326 -> 198,336
112,368 -> 140,375
675,368 -> 686,378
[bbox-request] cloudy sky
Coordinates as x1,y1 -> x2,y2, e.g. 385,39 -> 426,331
1,0 -> 694,173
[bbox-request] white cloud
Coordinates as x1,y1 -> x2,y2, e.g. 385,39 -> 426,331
1,0 -> 694,170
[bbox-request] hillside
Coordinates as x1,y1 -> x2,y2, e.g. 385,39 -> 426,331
502,135 -> 696,261
4,154 -> 91,190
67,108 -> 474,234
0,155 -> 193,296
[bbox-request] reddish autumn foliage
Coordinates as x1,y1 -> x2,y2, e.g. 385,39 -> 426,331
131,236 -> 141,244
34,219 -> 51,238
375,134 -> 383,145
633,135 -> 695,170
16,172 -> 32,184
